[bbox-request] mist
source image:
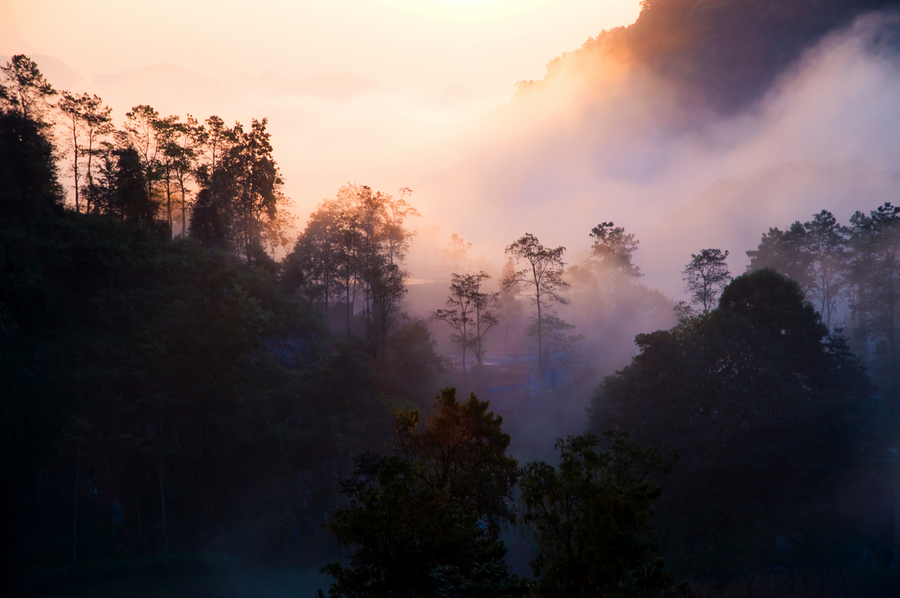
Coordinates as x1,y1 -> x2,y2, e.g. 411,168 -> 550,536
411,14 -> 900,298
18,10 -> 900,447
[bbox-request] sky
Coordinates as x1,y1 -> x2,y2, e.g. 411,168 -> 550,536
0,0 -> 642,95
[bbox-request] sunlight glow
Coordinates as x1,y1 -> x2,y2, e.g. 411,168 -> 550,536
378,0 -> 560,21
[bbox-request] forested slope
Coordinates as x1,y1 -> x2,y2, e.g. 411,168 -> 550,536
524,0 -> 900,112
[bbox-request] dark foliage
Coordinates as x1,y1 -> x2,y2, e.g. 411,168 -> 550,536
521,432 -> 690,598
319,388 -> 526,598
0,110 -> 63,223
590,269 -> 877,577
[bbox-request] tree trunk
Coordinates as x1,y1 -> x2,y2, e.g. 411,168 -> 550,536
536,281 -> 543,391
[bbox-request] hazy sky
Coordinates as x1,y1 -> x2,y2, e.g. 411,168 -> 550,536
1,0 -> 641,95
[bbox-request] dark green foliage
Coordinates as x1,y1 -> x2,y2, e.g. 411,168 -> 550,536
376,314 -> 444,408
93,146 -> 162,229
0,110 -> 64,223
190,118 -> 292,264
746,221 -> 813,289
0,205 -> 398,584
319,388 -> 525,598
847,202 -> 900,401
520,432 -> 689,598
590,269 -> 875,576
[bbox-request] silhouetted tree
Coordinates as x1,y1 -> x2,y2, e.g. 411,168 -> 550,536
433,271 -> 500,372
289,184 -> 417,347
502,233 -> 569,388
0,55 -> 56,124
56,91 -> 114,213
0,110 -> 63,222
804,210 -> 848,328
682,248 -> 731,314
122,105 -> 161,207
319,388 -> 524,598
591,269 -> 874,574
848,202 -> 900,402
191,117 -> 294,264
521,432 -> 689,598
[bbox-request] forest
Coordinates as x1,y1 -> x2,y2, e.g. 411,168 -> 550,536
3,1 -> 900,596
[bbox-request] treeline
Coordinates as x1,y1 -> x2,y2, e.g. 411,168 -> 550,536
0,55 -> 443,590
521,0 -> 900,113
3,55 -> 293,264
746,207 -> 900,400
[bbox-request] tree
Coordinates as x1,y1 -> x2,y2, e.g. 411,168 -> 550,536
441,233 -> 474,274
524,313 -> 581,382
172,115 -> 202,237
682,248 -> 730,314
746,221 -> 813,290
520,432 -> 688,598
803,210 -> 848,328
319,388 -> 525,598
92,144 -> 159,227
56,91 -> 114,213
746,211 -> 849,328
502,233 -> 570,388
283,204 -> 344,308
432,271 -> 500,373
0,55 -> 56,125
154,114 -> 181,235
122,105 -> 161,208
192,114 -> 237,233
848,202 -> 900,402
288,184 -> 418,346
590,269 -> 874,574
589,222 -> 642,276
0,109 -> 64,222
190,117 -> 294,264
585,221 -> 643,313
230,118 -> 293,263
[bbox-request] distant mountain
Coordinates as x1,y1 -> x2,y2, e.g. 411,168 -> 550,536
231,71 -> 381,101
87,64 -> 380,110
92,63 -> 225,109
438,84 -> 477,105
0,54 -> 86,92
520,0 -> 900,113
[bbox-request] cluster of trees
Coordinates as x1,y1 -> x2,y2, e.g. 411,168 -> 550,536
432,223 -> 670,391
318,388 -> 690,598
591,267 -> 888,577
745,206 -> 900,402
0,55 -> 445,589
432,271 -> 500,373
1,54 -> 293,264
283,185 -> 418,355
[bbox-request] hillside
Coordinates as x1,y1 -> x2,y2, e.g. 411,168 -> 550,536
523,0 -> 900,113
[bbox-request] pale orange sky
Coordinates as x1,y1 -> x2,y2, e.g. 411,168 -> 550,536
1,0 -> 642,95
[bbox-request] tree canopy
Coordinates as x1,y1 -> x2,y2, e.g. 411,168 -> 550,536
319,388 -> 525,598
590,269 -> 874,573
